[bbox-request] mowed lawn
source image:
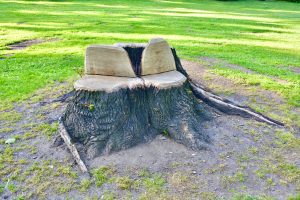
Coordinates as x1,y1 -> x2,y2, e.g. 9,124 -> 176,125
1,0 -> 300,199
0,0 -> 299,106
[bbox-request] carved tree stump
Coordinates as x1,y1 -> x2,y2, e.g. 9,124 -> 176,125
61,38 -> 211,158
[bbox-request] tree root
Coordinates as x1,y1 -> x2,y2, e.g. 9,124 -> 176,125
172,48 -> 284,127
190,82 -> 284,126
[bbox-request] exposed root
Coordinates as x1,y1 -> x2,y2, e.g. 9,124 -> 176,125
171,48 -> 284,127
190,82 -> 284,126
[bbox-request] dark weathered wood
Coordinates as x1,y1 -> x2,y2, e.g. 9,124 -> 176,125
61,87 -> 154,158
61,81 -> 211,158
146,82 -> 211,149
114,43 -> 146,76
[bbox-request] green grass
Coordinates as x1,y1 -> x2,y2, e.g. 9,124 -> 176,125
0,0 -> 299,106
91,166 -> 114,187
0,2 -> 299,197
116,176 -> 133,190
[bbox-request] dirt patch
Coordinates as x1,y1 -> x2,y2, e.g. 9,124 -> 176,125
0,62 -> 299,199
8,38 -> 59,50
286,66 -> 300,74
199,56 -> 255,74
89,115 -> 296,199
182,59 -> 300,129
182,59 -> 251,105
16,21 -> 26,25
198,57 -> 300,89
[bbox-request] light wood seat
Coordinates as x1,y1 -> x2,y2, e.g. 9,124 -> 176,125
85,38 -> 176,78
74,75 -> 143,93
142,71 -> 186,89
81,38 -> 184,92
74,70 -> 186,92
141,38 -> 176,76
85,45 -> 136,77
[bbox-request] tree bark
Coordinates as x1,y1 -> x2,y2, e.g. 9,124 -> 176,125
61,80 -> 211,158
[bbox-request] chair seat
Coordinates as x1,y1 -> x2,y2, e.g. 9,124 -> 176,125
142,71 -> 186,89
74,71 -> 186,92
74,75 -> 143,93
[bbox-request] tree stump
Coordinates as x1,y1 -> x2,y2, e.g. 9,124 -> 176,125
61,38 -> 211,158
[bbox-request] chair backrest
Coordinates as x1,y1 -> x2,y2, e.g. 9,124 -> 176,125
85,45 -> 136,77
141,38 -> 176,76
85,38 -> 176,77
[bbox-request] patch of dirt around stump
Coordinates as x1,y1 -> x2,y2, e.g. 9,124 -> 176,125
0,61 -> 299,199
182,59 -> 300,129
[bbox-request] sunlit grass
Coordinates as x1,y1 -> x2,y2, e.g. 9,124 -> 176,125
0,0 -> 299,105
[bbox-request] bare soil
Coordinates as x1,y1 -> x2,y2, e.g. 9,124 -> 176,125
8,38 -> 59,50
198,56 -> 255,74
0,61 -> 299,200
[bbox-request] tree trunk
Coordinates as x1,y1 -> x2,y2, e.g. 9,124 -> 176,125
61,43 -> 283,161
61,78 -> 210,158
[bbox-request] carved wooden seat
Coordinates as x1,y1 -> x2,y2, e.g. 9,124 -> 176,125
79,38 -> 185,91
85,45 -> 136,77
74,75 -> 143,93
141,38 -> 176,75
142,71 -> 186,89
61,38 -> 210,158
60,38 -> 282,168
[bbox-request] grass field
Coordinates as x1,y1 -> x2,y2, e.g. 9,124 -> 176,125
0,0 -> 300,199
0,0 -> 299,105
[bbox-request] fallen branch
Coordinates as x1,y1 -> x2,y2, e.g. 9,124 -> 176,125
58,121 -> 88,172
